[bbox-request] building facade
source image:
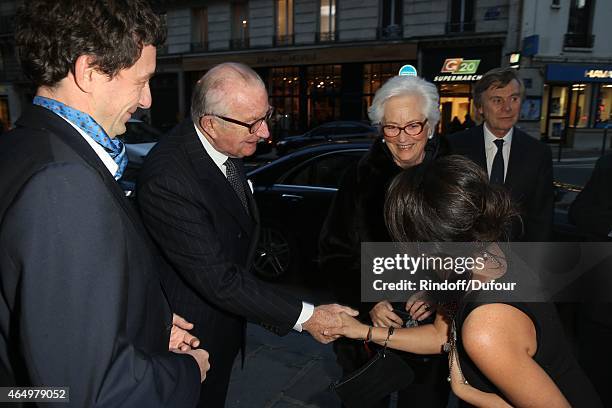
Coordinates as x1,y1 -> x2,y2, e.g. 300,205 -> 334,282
516,0 -> 612,147
153,0 -> 513,136
1,0 -> 610,145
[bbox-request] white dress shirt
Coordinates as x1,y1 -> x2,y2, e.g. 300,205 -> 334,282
56,113 -> 119,177
484,122 -> 513,183
194,124 -> 314,331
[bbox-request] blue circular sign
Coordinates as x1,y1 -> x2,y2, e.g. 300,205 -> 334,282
398,64 -> 418,76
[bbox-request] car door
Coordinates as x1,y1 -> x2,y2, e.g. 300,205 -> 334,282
253,149 -> 366,281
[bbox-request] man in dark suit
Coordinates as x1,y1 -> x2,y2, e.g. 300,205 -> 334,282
0,1 -> 209,406
569,153 -> 612,240
568,153 -> 612,406
447,68 -> 553,241
137,62 -> 357,407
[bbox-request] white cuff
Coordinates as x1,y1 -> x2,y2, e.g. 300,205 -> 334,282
292,302 -> 314,332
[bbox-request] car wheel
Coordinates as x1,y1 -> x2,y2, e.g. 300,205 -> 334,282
254,225 -> 297,281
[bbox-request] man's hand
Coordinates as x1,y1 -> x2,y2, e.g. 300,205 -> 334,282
302,304 -> 358,344
174,348 -> 210,383
369,300 -> 402,328
169,313 -> 200,351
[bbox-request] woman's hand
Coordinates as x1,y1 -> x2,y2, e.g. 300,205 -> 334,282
332,312 -> 370,340
406,291 -> 436,321
369,300 -> 402,328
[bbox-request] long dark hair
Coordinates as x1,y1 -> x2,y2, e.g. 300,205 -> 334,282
384,156 -> 519,306
385,155 -> 518,243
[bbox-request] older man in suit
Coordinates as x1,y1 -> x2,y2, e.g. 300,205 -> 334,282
0,1 -> 210,406
447,68 -> 553,241
137,62 -> 357,408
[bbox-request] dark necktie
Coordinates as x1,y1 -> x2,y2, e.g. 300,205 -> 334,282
225,158 -> 250,214
490,139 -> 505,185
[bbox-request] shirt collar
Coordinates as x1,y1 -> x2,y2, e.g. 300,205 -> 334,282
58,113 -> 119,177
194,122 -> 228,170
483,122 -> 513,146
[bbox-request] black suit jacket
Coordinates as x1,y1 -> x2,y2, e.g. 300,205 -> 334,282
447,125 -> 553,241
136,120 -> 302,365
0,105 -> 200,407
569,153 -> 612,239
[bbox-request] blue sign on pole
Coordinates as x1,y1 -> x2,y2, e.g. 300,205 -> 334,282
398,64 -> 418,76
522,35 -> 539,57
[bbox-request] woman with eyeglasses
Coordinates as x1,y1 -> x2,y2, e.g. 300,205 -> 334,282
334,155 -> 603,408
319,75 -> 449,408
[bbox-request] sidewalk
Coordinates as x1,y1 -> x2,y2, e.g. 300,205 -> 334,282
550,145 -> 610,163
226,323 -> 342,408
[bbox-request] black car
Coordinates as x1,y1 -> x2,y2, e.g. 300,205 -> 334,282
275,121 -> 378,156
248,142 -> 372,283
248,142 -> 585,283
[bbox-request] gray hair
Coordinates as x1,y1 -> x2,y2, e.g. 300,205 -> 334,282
190,62 -> 266,123
367,75 -> 440,137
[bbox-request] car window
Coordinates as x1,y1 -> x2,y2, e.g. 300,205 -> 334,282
308,125 -> 334,138
284,151 -> 364,188
121,121 -> 163,144
333,123 -> 371,136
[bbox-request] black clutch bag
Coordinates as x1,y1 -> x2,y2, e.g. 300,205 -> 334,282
330,345 -> 415,408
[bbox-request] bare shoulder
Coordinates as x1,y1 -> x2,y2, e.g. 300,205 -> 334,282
461,303 -> 537,360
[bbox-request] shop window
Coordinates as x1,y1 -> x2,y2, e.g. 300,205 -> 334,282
447,0 -> 475,33
191,7 -> 208,52
306,65 -> 342,128
540,85 -> 549,135
569,83 -> 592,128
318,0 -> 336,42
362,62 -> 403,119
275,0 -> 294,46
269,67 -> 300,138
231,1 -> 249,49
596,85 -> 612,127
380,0 -> 403,39
565,0 -> 594,48
547,86 -> 569,139
0,97 -> 9,132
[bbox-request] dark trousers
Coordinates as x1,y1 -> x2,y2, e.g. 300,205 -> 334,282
333,338 -> 450,408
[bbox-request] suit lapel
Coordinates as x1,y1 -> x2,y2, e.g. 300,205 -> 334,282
181,125 -> 255,233
16,105 -> 161,264
505,127 -> 525,188
473,126 -> 488,172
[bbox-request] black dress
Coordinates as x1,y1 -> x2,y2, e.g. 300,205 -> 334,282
454,278 -> 603,407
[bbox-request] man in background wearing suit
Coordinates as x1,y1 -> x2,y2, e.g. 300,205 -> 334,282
568,153 -> 612,406
137,62 -> 357,408
447,68 -> 553,241
0,1 -> 209,406
569,153 -> 612,240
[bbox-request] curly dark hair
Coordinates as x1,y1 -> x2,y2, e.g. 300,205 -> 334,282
385,155 -> 519,243
15,0 -> 166,87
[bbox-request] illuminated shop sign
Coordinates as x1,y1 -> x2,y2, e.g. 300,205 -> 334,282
434,58 -> 483,82
546,64 -> 612,83
584,70 -> 612,79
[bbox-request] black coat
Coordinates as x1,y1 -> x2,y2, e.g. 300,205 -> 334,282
569,153 -> 612,240
319,136 -> 445,312
137,119 -> 302,406
447,125 -> 553,241
0,105 -> 200,407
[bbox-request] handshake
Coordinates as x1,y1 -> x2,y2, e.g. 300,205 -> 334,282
168,304 -> 360,383
302,304 -> 359,344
